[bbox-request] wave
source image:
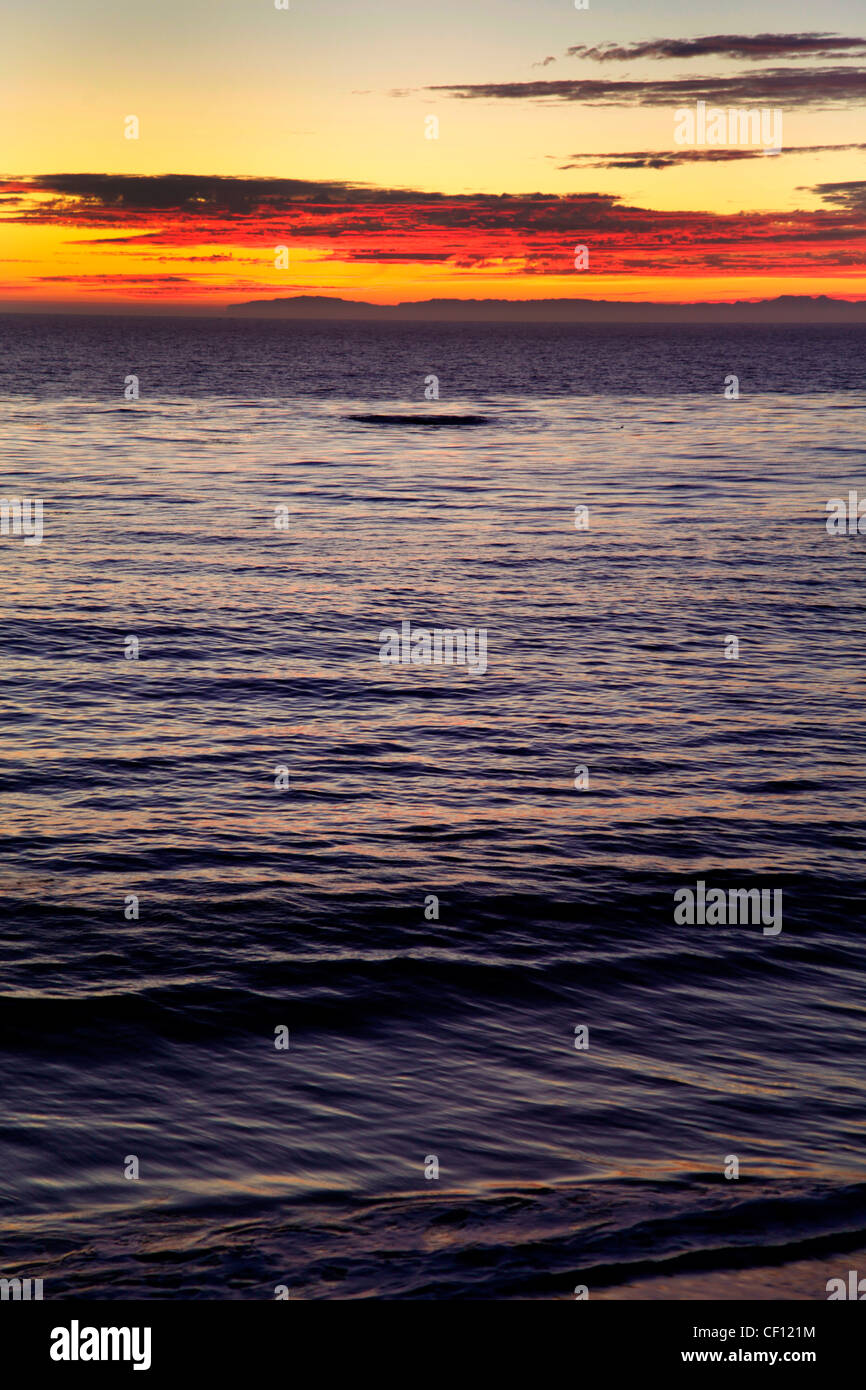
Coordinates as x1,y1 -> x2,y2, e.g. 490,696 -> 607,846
3,1178 -> 864,1299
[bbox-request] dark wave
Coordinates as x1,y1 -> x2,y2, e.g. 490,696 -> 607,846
346,413 -> 490,426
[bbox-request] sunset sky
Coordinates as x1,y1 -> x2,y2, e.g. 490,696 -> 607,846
1,0 -> 865,309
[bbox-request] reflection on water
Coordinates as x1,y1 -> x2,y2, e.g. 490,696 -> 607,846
0,318 -> 865,1296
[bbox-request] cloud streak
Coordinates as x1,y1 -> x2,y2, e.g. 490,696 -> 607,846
557,142 -> 866,171
808,181 -> 866,214
566,33 -> 866,62
428,67 -> 866,107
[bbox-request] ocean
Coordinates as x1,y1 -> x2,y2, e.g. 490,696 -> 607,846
0,314 -> 864,1299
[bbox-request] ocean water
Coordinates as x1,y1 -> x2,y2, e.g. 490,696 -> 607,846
0,314 -> 865,1300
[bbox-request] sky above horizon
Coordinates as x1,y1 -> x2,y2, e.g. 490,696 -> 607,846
1,0 -> 865,308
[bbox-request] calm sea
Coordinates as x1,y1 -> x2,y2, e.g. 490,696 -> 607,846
0,315 -> 865,1299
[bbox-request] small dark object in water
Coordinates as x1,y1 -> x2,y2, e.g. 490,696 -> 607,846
347,413 -> 489,427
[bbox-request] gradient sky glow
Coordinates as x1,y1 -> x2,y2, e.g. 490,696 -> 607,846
1,0 -> 865,308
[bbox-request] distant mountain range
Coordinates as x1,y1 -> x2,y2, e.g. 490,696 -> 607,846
227,294 -> 866,323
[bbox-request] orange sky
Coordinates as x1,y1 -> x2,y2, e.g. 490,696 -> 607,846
2,2 -> 865,308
